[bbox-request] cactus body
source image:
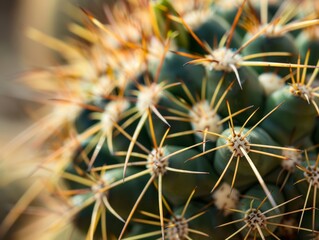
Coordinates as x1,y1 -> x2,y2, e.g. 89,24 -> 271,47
10,0 -> 319,239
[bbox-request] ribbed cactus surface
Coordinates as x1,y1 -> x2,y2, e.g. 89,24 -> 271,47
6,0 -> 319,239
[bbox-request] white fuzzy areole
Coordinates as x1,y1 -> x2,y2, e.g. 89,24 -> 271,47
166,215 -> 188,240
212,182 -> 240,216
258,72 -> 284,95
91,75 -> 114,97
281,147 -> 302,172
136,83 -> 163,114
228,133 -> 251,157
290,84 -> 314,102
52,100 -> 81,126
205,47 -> 242,72
304,165 -> 319,189
245,208 -> 267,230
147,147 -> 168,177
189,100 -> 223,141
183,9 -> 210,30
147,36 -> 176,62
101,99 -> 130,134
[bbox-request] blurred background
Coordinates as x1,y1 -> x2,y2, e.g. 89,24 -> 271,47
0,1 -> 113,239
0,0 -> 110,143
0,0 -> 35,142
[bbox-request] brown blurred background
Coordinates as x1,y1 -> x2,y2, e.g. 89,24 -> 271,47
0,0 -> 30,141
0,2 -> 113,239
0,0 -> 111,144
0,0 -> 64,142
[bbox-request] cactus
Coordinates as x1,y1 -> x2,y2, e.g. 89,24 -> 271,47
3,0 -> 319,239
